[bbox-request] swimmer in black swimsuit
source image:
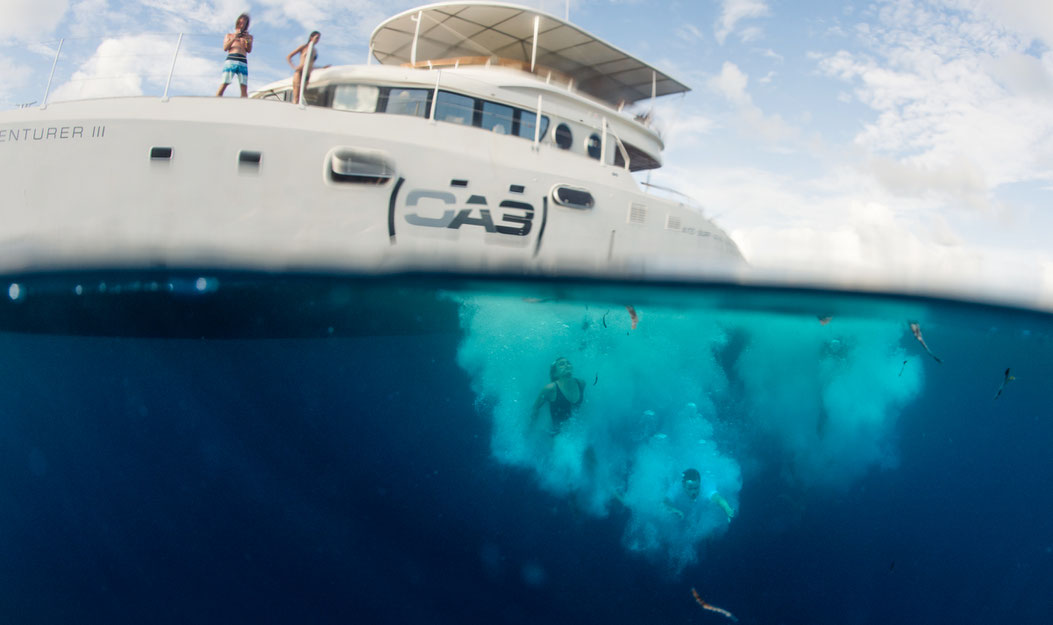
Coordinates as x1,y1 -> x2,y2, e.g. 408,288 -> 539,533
531,357 -> 585,433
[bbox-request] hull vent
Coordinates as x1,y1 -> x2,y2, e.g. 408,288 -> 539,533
628,203 -> 647,224
665,215 -> 682,231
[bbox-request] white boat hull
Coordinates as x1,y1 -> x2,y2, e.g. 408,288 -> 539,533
0,97 -> 743,279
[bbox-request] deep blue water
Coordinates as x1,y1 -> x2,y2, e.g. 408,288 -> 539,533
0,273 -> 1050,624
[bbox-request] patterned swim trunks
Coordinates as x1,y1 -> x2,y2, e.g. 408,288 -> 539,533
221,54 -> 248,86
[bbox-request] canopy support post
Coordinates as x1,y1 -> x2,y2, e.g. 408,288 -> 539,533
530,16 -> 539,72
411,10 -> 422,65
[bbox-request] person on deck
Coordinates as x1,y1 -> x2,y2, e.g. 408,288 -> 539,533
216,13 -> 253,97
531,357 -> 585,435
664,468 -> 735,522
288,31 -> 321,105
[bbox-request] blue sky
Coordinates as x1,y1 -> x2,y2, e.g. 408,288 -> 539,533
2,0 -> 1052,307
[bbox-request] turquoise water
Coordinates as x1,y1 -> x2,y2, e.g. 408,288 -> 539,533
1,272 -> 1050,623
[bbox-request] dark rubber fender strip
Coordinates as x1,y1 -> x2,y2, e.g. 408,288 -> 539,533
388,176 -> 405,243
533,196 -> 548,258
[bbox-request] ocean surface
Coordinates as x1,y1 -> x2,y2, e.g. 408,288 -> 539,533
0,272 -> 1050,625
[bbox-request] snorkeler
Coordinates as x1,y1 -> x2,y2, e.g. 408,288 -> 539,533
531,357 -> 585,434
664,468 -> 735,522
994,367 -> 1015,399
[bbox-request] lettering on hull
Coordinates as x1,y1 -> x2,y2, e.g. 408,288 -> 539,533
403,189 -> 534,236
0,125 -> 105,144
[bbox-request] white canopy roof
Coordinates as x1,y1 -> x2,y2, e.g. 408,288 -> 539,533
370,2 -> 690,105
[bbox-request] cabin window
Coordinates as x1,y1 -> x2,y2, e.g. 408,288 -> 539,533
516,110 -> 549,140
304,86 -> 327,107
586,133 -> 602,160
332,84 -> 379,112
379,87 -> 430,117
482,101 -> 514,135
554,123 -> 573,150
435,91 -> 475,125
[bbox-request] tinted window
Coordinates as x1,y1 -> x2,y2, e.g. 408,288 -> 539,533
554,123 -> 572,150
381,88 -> 430,117
332,84 -> 379,112
435,91 -> 474,125
586,133 -> 602,160
482,101 -> 514,135
516,111 -> 550,140
304,86 -> 328,107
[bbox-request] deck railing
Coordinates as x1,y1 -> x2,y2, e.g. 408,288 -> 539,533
4,33 -> 275,110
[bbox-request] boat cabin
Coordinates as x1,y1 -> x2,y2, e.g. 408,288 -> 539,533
252,2 -> 689,172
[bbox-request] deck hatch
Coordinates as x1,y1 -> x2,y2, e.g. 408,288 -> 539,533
150,147 -> 173,160
551,185 -> 594,210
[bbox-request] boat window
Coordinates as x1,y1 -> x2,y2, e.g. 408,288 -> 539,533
554,123 -> 573,150
435,91 -> 475,125
332,84 -> 379,112
552,185 -> 595,210
482,101 -> 514,135
586,133 -> 602,160
516,111 -> 549,140
379,87 -> 430,118
304,86 -> 328,107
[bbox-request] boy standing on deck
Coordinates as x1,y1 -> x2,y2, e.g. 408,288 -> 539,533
216,13 -> 253,97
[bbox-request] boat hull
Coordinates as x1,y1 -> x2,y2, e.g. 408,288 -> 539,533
0,97 -> 743,279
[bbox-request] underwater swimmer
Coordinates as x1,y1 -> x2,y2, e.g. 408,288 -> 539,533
531,357 -> 585,434
664,468 -> 735,522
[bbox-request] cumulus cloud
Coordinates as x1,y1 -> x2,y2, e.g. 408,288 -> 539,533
0,55 -> 34,100
714,0 -> 770,45
0,0 -> 69,40
708,61 -> 750,105
704,61 -> 798,144
48,34 -> 213,101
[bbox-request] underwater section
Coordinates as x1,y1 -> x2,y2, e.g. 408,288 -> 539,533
453,290 -> 923,573
0,272 -> 1050,624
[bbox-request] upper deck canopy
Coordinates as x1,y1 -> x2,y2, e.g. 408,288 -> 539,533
370,2 -> 690,105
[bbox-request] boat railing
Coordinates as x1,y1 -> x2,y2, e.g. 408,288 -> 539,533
639,181 -> 708,213
4,33 -> 275,110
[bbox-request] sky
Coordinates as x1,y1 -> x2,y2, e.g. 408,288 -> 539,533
1,0 -> 1052,309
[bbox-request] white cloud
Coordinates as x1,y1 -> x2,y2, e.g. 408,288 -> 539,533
0,0 -> 69,40
0,54 -> 33,89
817,0 -> 1053,205
714,0 -> 770,45
705,61 -> 798,144
49,34 -> 213,101
708,61 -> 750,104
964,0 -> 1053,48
675,23 -> 704,44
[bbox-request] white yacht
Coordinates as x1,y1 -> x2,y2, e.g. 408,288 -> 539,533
0,2 -> 743,278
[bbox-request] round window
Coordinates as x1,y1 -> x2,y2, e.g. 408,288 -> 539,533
586,133 -> 601,160
554,123 -> 573,150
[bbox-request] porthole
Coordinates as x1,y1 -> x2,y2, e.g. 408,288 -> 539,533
551,184 -> 594,210
554,123 -> 572,150
328,147 -> 395,185
586,133 -> 601,160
